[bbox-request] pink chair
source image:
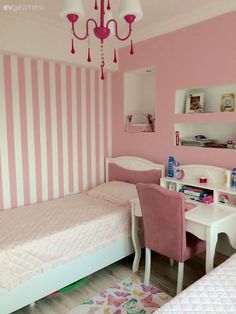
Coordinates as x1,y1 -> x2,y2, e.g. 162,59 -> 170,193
136,183 -> 206,294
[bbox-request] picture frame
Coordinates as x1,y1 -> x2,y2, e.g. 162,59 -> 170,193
220,93 -> 235,112
185,93 -> 204,113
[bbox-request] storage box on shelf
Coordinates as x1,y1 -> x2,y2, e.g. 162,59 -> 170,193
175,83 -> 236,149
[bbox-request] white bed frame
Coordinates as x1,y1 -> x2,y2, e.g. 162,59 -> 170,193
0,156 -> 165,314
106,156 -> 165,181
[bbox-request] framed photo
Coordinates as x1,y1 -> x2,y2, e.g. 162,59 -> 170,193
221,93 -> 235,112
185,93 -> 204,113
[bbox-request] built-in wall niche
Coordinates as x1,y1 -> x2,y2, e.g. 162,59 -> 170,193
124,66 -> 155,133
175,122 -> 236,149
174,83 -> 236,149
175,83 -> 236,114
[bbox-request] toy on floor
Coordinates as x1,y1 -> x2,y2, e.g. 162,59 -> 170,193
51,276 -> 88,295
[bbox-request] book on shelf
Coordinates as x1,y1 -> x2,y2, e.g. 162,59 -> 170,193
183,189 -> 202,197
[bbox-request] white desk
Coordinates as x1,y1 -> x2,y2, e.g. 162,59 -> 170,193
131,193 -> 236,274
132,165 -> 236,273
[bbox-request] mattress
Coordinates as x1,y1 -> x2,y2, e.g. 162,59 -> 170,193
0,193 -> 131,292
155,253 -> 236,313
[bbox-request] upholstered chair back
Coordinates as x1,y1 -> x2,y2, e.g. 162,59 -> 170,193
136,183 -> 186,262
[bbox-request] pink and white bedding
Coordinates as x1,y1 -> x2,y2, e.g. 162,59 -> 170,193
155,253 -> 236,313
0,181 -> 137,292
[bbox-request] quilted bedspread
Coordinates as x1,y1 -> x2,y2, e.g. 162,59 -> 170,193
155,253 -> 236,313
0,193 -> 131,292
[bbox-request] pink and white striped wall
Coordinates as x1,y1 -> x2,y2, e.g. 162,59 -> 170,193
0,53 -> 112,210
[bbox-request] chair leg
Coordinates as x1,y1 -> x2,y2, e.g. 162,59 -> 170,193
177,262 -> 184,294
170,258 -> 174,266
144,248 -> 151,286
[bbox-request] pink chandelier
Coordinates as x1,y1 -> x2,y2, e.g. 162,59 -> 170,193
61,0 -> 143,80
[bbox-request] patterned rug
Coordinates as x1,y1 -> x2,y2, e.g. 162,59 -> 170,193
69,275 -> 171,314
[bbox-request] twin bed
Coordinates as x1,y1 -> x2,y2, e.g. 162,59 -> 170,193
0,156 -> 165,314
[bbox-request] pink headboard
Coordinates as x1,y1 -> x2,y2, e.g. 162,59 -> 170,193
108,163 -> 161,184
106,156 -> 165,184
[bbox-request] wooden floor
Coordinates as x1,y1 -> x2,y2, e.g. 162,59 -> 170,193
13,251 -> 227,314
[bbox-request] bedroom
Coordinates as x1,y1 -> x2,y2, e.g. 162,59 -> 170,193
1,0 -> 236,313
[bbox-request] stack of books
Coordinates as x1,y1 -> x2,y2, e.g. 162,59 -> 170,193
180,137 -> 217,147
179,185 -> 213,204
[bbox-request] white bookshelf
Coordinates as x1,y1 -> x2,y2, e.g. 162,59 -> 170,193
160,165 -> 236,209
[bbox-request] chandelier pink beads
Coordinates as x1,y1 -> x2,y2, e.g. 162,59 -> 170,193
61,0 -> 143,80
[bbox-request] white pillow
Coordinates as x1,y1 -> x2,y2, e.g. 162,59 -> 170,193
86,181 -> 138,207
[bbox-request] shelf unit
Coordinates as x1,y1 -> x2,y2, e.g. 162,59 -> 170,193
161,176 -> 236,208
160,164 -> 236,209
175,83 -> 236,149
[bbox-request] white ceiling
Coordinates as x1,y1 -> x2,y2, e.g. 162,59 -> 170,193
1,0 -> 236,46
4,0 -> 224,21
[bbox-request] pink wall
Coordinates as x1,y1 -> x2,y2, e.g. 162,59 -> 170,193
112,11 -> 236,170
0,53 -> 111,210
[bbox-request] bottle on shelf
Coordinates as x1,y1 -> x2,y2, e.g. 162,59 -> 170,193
175,131 -> 180,146
225,170 -> 231,188
168,156 -> 176,177
231,168 -> 236,188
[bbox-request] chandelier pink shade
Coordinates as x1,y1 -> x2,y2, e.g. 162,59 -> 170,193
61,0 -> 143,80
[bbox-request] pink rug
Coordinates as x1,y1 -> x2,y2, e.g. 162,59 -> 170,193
69,275 -> 171,314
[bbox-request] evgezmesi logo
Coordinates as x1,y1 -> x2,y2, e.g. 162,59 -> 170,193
2,3 -> 44,13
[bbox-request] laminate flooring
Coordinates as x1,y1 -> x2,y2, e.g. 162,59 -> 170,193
13,252 -> 227,314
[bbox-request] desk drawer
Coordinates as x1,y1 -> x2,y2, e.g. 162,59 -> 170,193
186,221 -> 206,240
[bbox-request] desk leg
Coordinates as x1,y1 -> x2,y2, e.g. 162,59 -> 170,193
131,208 -> 141,272
206,227 -> 218,273
223,217 -> 236,250
228,231 -> 236,250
